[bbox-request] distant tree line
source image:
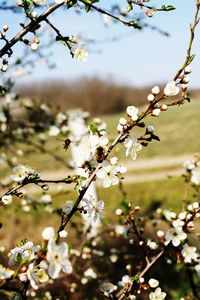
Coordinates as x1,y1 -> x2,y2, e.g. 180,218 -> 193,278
16,77 -> 200,115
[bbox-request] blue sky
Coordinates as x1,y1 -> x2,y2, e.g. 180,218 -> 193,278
0,0 -> 200,88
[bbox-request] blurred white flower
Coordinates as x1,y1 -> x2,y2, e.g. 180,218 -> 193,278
149,287 -> 166,300
84,268 -> 97,279
148,278 -> 159,288
42,227 -> 55,240
72,45 -> 88,62
48,126 -> 60,136
100,282 -> 115,295
191,169 -> 200,185
183,160 -> 195,171
62,200 -> 74,215
21,263 -> 49,290
102,14 -> 112,26
126,106 -> 139,121
0,264 -> 14,279
2,194 -> 12,205
181,244 -> 198,263
47,239 -> 72,279
164,81 -> 180,96
119,275 -> 132,287
39,194 -> 52,204
59,230 -> 68,238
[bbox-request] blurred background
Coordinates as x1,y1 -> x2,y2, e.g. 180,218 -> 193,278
0,0 -> 200,246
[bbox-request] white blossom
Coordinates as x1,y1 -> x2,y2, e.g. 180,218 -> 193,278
0,264 -> 14,279
152,86 -> 160,95
10,165 -> 39,183
172,218 -> 184,228
149,287 -> 166,300
124,136 -> 142,160
84,198 -> 105,222
84,268 -> 97,279
126,106 -> 139,121
42,227 -> 55,240
148,278 -> 159,288
147,94 -> 155,102
165,227 -> 187,247
46,239 -> 72,279
164,81 -> 180,96
9,241 -> 40,267
62,200 -> 74,215
20,263 -> 49,290
119,275 -> 132,287
181,244 -> 198,263
72,45 -> 88,62
96,161 -> 127,188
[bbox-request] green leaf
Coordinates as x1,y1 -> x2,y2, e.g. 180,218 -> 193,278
85,4 -> 91,12
161,5 -> 176,11
89,122 -> 99,134
23,0 -> 33,14
67,0 -> 77,8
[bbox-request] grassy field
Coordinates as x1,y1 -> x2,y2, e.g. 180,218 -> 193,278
0,175 -> 195,248
1,97 -> 199,178
0,97 -> 199,247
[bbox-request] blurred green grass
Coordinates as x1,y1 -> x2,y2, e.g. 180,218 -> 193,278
0,98 -> 199,247
0,175 -> 192,247
2,97 -> 199,176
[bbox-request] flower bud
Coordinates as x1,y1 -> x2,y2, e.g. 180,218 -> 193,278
184,66 -> 191,74
151,85 -> 160,95
147,125 -> 155,133
2,24 -> 9,32
161,104 -> 167,111
151,108 -> 160,117
147,94 -> 155,102
148,278 -> 159,288
182,76 -> 190,84
31,11 -> 38,18
1,65 -> 8,72
146,9 -> 154,17
119,117 -> 127,126
30,42 -> 38,51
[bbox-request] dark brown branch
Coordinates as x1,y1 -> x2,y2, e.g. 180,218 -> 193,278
0,2 -> 64,58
